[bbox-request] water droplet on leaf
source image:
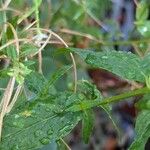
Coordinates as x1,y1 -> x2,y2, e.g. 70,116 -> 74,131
78,94 -> 85,100
13,120 -> 24,128
40,137 -> 50,145
34,130 -> 43,137
59,126 -> 71,134
102,56 -> 108,59
14,114 -> 20,119
46,107 -> 51,112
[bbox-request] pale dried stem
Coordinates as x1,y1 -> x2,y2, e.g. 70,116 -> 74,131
60,138 -> 71,150
6,85 -> 23,113
39,41 -> 73,46
59,28 -> 102,43
33,33 -> 52,56
0,38 -> 33,52
0,77 -> 15,139
2,0 -> 11,9
23,20 -> 37,31
0,7 -> 21,14
38,51 -> 43,74
37,34 -> 52,73
0,20 -> 21,139
132,43 -> 143,58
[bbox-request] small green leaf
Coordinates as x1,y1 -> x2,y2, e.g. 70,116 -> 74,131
6,45 -> 18,60
77,80 -> 101,100
20,44 -> 38,57
66,80 -> 102,112
25,72 -> 46,94
82,110 -> 94,143
40,65 -> 72,96
136,21 -> 150,38
7,62 -> 32,84
136,1 -> 148,21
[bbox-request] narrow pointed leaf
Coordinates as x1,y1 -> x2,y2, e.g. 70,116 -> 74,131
82,110 -> 94,143
129,110 -> 150,150
41,65 -> 72,96
25,72 -> 46,94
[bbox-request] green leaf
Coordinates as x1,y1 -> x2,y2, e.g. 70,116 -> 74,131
34,0 -> 42,6
77,80 -> 101,100
6,45 -> 18,60
7,62 -> 32,84
20,44 -> 38,57
40,65 -> 72,96
136,21 -> 150,38
129,110 -> 150,150
85,51 -> 143,81
136,94 -> 150,110
141,53 -> 150,76
101,105 -> 120,136
66,80 -> 102,112
136,1 -> 148,21
82,110 -> 94,143
25,72 -> 46,94
65,48 -> 144,82
0,92 -> 82,150
64,48 -> 150,83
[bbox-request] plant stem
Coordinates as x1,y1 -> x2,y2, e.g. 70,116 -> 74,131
67,87 -> 150,112
99,87 -> 149,105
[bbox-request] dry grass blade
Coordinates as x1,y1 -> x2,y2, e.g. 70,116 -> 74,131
33,33 -> 52,73
59,28 -> 102,43
2,0 -> 12,9
6,85 -> 23,113
39,40 -> 73,45
32,33 -> 52,56
0,7 -> 21,14
0,77 -> 15,140
60,138 -> 72,150
0,38 -> 33,52
38,51 -> 43,74
23,20 -> 37,31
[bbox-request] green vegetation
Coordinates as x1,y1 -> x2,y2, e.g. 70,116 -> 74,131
0,0 -> 150,149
